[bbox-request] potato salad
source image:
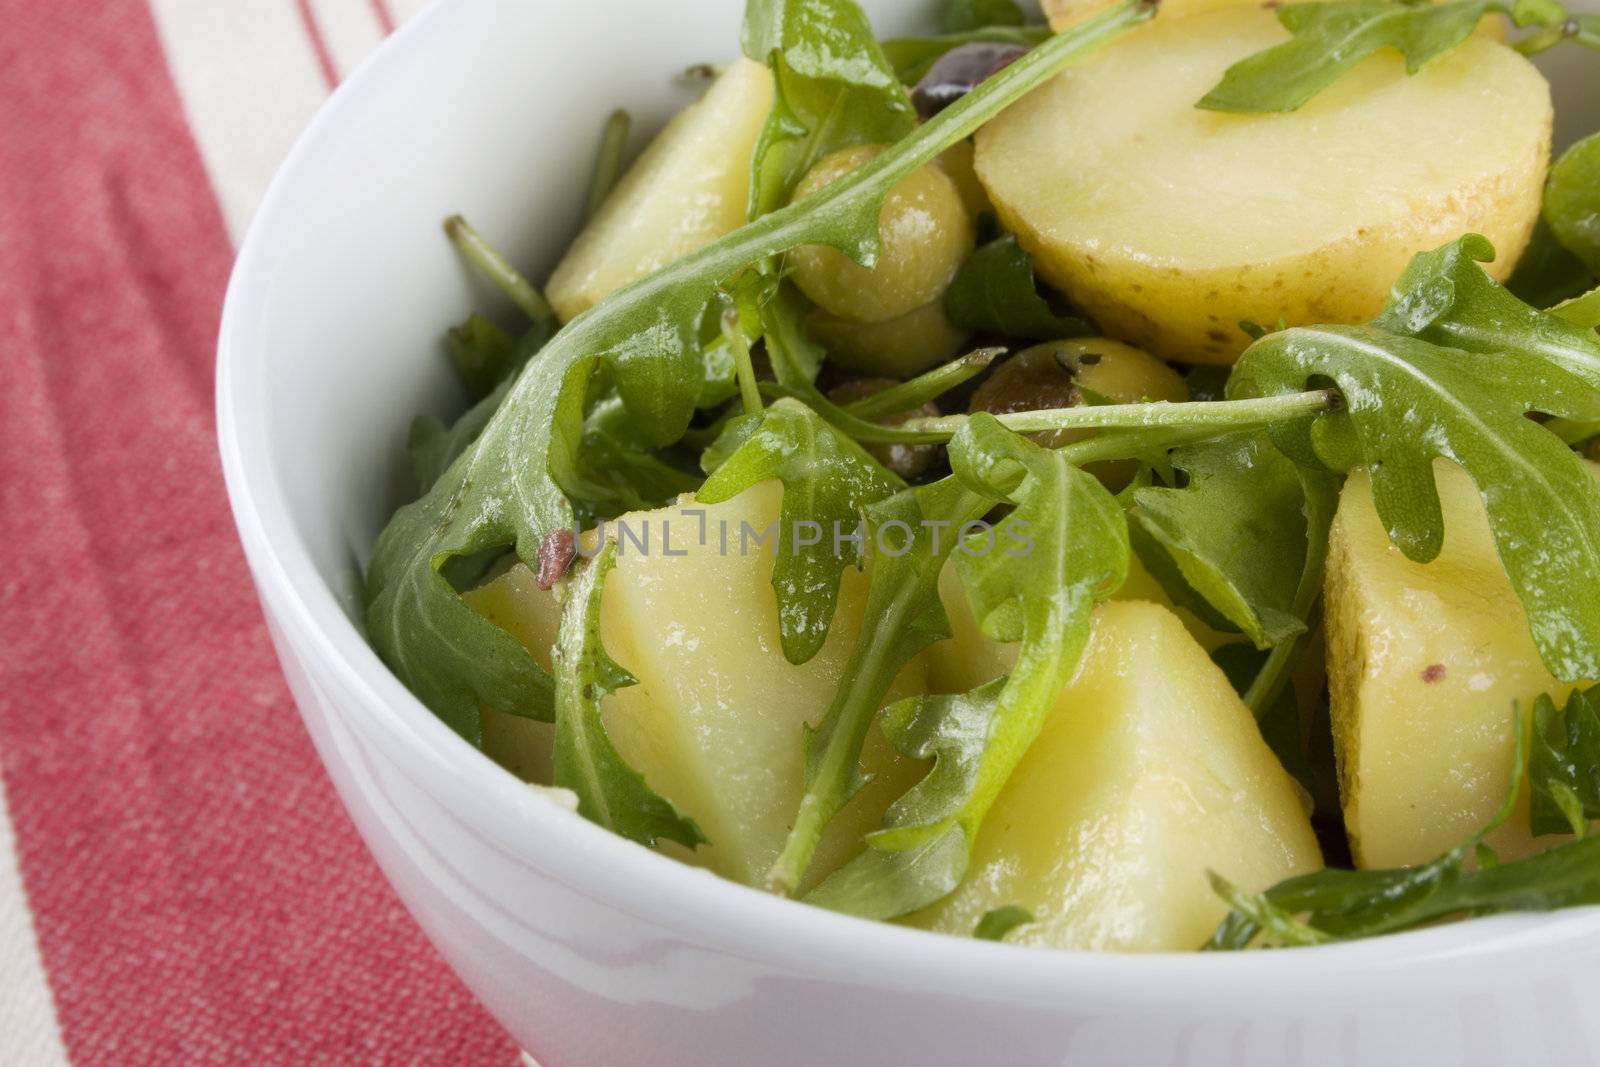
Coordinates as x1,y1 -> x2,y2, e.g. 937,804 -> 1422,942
368,0 -> 1600,951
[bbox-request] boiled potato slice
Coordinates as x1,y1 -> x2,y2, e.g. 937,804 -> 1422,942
789,145 -> 976,324
976,8 -> 1551,363
1326,462 -> 1595,868
466,483 -> 927,887
911,601 -> 1321,951
545,58 -> 772,322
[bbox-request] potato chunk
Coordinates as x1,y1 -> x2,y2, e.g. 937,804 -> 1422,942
912,601 -> 1321,951
545,59 -> 773,322
1326,462 -> 1594,868
466,483 -> 926,887
975,8 -> 1551,363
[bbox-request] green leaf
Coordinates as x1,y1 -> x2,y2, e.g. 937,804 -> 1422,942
940,0 -> 1026,34
972,904 -> 1034,941
1506,220 -> 1596,310
365,483 -> 555,745
1128,433 -> 1315,649
410,319 -> 554,493
771,476 -> 995,893
1555,286 -> 1600,330
881,26 -> 1050,84
1197,0 -> 1490,115
698,398 -> 903,665
944,234 -> 1090,341
742,0 -> 918,219
1530,687 -> 1600,836
551,543 -> 708,850
807,415 -> 1128,918
1546,133 -> 1600,277
1382,234 -> 1600,391
566,394 -> 703,523
1231,243 -> 1600,683
365,3 -> 1155,757
446,314 -> 521,402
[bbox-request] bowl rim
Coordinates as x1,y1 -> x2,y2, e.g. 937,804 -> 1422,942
216,0 -> 1600,1008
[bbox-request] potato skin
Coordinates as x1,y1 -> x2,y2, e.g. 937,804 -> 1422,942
976,9 -> 1552,363
789,145 -> 976,324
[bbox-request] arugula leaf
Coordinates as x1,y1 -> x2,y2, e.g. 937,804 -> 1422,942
882,26 -> 1050,84
771,476 -> 994,893
1383,234 -> 1600,390
1546,133 -> 1600,277
1556,286 -> 1600,330
551,542 -> 707,849
1530,687 -> 1600,836
565,394 -> 702,523
1128,433 -> 1315,650
410,318 -> 553,493
741,0 -> 917,219
1208,717 -> 1600,948
1197,0 -> 1490,115
807,415 -> 1128,918
366,2 -> 1156,756
1507,220 -> 1596,310
944,235 -> 1090,341
698,398 -> 903,665
973,904 -> 1034,941
446,314 -> 521,402
365,483 -> 555,744
1231,241 -> 1600,682
941,0 -> 1026,34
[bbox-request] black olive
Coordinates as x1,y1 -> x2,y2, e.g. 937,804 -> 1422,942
911,43 -> 1029,120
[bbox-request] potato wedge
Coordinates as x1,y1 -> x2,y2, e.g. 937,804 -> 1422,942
545,59 -> 772,322
1326,461 -> 1596,868
911,600 -> 1321,951
466,483 -> 926,887
975,7 -> 1551,363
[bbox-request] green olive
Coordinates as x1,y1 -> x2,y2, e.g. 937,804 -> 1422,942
827,379 -> 941,481
789,145 -> 976,324
807,300 -> 971,378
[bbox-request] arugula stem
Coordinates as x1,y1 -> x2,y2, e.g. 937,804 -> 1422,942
767,484 -> 994,895
724,308 -> 765,416
842,348 -> 1004,421
583,110 -> 633,222
444,215 -> 557,326
908,389 -> 1340,442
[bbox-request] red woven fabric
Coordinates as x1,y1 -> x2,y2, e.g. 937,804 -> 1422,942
0,2 -> 517,1061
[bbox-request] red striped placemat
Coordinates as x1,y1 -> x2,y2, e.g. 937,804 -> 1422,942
0,2 -> 521,1061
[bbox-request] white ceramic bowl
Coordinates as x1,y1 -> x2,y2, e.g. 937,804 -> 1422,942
218,3 -> 1600,1064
